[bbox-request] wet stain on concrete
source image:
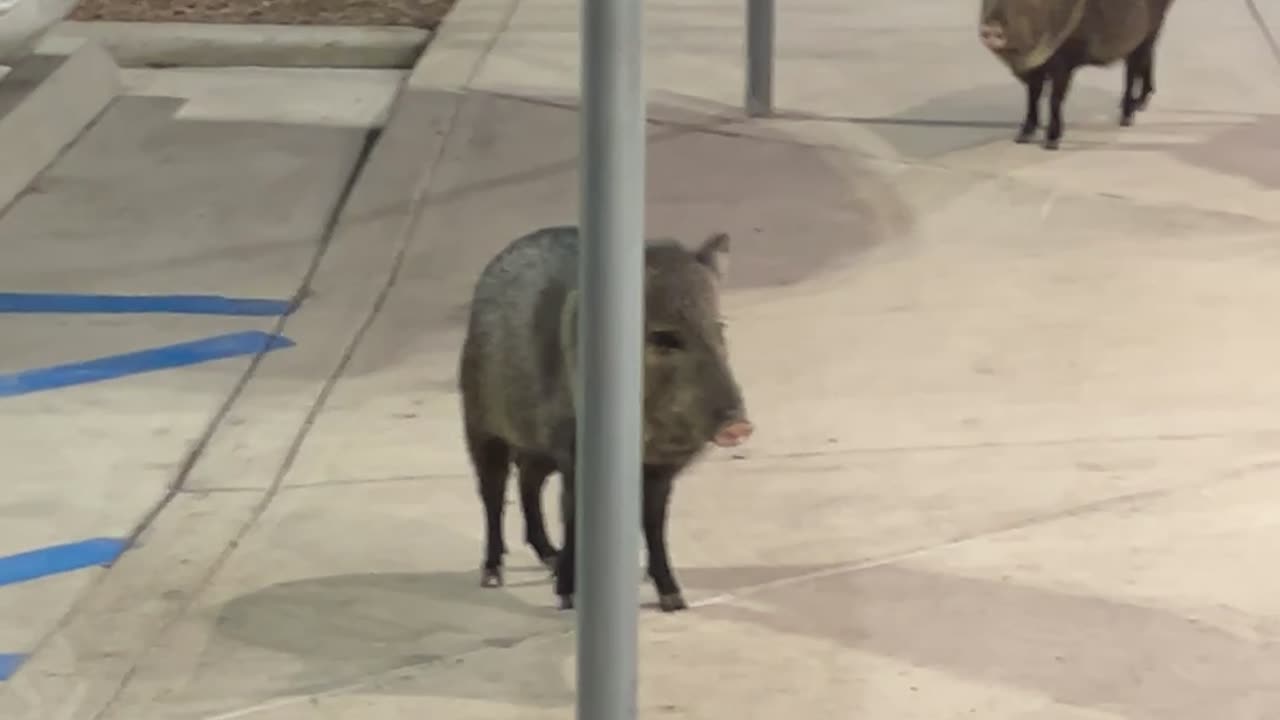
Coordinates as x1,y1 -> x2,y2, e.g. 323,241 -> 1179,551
701,565 -> 1280,719
135,557 -> 1280,717
158,563 -> 842,715
335,92 -> 913,379
1170,115 -> 1280,188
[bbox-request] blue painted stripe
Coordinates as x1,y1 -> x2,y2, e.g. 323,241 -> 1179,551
0,330 -> 295,398
0,293 -> 295,317
0,538 -> 129,588
0,654 -> 23,681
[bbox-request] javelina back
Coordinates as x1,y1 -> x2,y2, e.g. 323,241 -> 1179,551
458,225 -> 754,612
979,0 -> 1176,149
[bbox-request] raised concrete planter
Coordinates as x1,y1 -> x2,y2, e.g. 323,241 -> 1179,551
0,36 -> 119,214
51,21 -> 431,69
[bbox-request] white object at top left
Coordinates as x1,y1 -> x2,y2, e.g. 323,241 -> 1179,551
0,0 -> 79,66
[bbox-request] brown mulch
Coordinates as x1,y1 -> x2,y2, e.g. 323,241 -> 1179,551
69,0 -> 458,30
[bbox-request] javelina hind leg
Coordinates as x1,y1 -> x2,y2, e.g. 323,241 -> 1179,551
467,429 -> 512,588
1121,55 -> 1140,126
554,464 -> 577,610
1044,61 -> 1075,150
1122,38 -> 1155,124
516,453 -> 559,572
1016,66 -> 1047,144
1135,38 -> 1156,110
643,465 -> 687,612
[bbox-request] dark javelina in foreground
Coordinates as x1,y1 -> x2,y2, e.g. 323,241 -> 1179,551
458,225 -> 754,613
979,0 -> 1175,149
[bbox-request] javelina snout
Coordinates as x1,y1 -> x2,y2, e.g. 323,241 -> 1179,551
642,232 -> 754,462
979,21 -> 1008,50
459,225 -> 753,612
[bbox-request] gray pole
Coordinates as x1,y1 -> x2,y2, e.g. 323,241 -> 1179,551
577,0 -> 645,714
745,0 -> 775,116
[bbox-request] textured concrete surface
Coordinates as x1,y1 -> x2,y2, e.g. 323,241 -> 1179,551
52,20 -> 432,69
0,65 -> 400,714
0,36 -> 118,214
3,0 -> 1280,718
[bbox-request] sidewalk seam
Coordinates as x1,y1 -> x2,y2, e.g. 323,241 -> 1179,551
82,128 -> 384,720
76,1 -> 506,706
1244,0 -> 1280,68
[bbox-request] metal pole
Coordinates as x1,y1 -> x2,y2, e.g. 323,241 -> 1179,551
577,0 -> 644,713
745,0 -> 775,117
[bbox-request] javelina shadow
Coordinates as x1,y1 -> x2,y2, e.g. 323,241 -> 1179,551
701,564 -> 1280,719
777,82 -> 1119,158
172,563 -> 844,714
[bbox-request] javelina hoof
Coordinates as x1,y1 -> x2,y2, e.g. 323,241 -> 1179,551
1043,138 -> 1061,151
1120,114 -> 1134,127
481,567 -> 503,588
558,594 -> 574,611
1015,130 -> 1036,144
658,593 -> 688,613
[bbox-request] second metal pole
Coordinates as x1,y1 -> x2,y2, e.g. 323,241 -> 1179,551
745,0 -> 775,117
577,0 -> 645,715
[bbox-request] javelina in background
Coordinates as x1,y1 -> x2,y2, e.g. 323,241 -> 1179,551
458,225 -> 754,612
979,0 -> 1175,149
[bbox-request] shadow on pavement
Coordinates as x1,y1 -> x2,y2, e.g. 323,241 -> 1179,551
187,563 -> 845,711
176,561 -> 1278,716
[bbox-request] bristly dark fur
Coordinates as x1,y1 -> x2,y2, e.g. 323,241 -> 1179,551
980,0 -> 1177,150
457,225 -> 750,613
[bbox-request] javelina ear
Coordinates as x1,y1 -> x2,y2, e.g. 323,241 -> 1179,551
695,232 -> 730,281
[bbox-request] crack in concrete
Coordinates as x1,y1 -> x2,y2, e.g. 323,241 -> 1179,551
1245,0 -> 1280,68
702,427 -> 1280,464
186,454 -> 1280,718
198,627 -> 560,720
86,128 -> 386,720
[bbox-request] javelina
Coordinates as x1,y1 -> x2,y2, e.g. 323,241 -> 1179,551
458,225 -> 754,612
979,0 -> 1175,149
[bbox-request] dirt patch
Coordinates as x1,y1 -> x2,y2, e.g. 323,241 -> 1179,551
69,0 -> 458,29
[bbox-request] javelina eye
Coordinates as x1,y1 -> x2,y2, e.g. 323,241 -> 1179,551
648,329 -> 684,351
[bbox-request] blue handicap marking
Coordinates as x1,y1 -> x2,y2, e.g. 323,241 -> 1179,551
0,291 -> 300,397
0,294 -> 299,679
0,654 -> 22,681
0,537 -> 130,588
0,330 -> 295,398
0,292 -> 296,317
0,537 -> 132,681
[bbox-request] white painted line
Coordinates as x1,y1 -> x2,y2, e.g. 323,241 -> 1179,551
120,67 -> 406,127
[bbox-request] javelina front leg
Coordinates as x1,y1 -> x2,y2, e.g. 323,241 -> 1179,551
1017,67 -> 1047,144
643,465 -> 686,612
554,465 -> 577,610
1045,62 -> 1075,150
516,453 -> 559,572
467,430 -> 512,588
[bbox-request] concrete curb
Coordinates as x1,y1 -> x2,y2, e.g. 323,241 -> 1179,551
406,0 -> 517,90
50,20 -> 431,69
0,37 -> 119,215
0,4 -> 501,711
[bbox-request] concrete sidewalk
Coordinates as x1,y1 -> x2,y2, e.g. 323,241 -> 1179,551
3,0 -> 1280,718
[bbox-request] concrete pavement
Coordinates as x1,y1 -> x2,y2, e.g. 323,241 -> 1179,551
0,61 -> 403,715
2,0 -> 1280,717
